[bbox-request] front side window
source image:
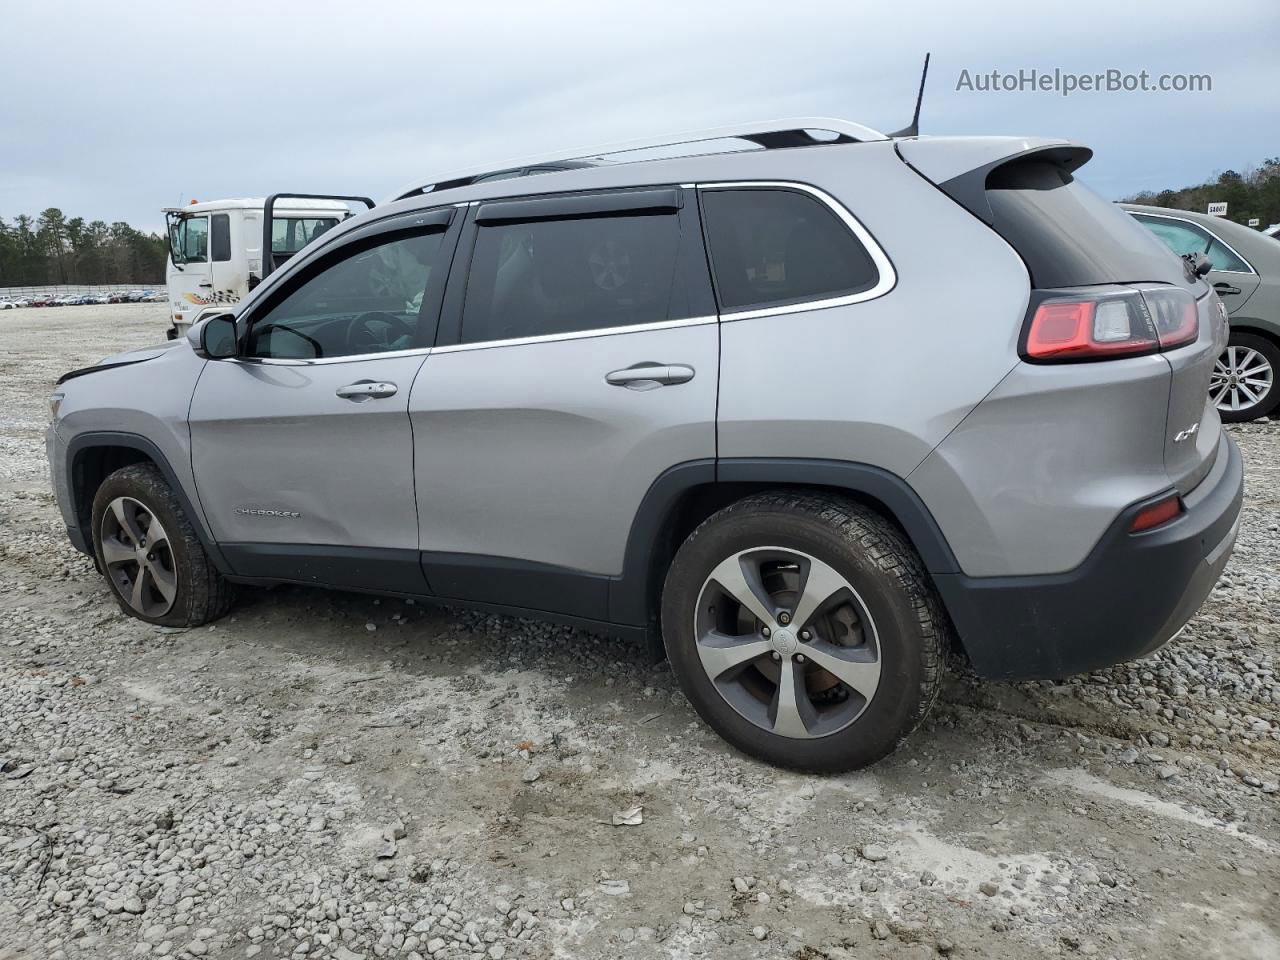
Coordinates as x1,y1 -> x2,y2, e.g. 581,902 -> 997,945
700,188 -> 878,312
247,230 -> 444,359
460,211 -> 688,344
271,217 -> 339,254
171,216 -> 209,265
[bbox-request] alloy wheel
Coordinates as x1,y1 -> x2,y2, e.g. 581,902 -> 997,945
693,547 -> 881,740
1210,345 -> 1274,414
100,496 -> 178,618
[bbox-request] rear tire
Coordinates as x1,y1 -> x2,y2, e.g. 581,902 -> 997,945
660,492 -> 947,772
91,463 -> 234,627
1213,332 -> 1280,423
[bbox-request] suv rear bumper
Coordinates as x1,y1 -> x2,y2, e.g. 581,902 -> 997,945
935,432 -> 1243,680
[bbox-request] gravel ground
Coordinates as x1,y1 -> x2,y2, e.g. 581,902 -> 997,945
1,305 -> 1277,960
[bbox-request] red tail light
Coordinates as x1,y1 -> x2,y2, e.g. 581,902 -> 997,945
1023,287 -> 1199,362
1143,288 -> 1198,350
1130,494 -> 1182,533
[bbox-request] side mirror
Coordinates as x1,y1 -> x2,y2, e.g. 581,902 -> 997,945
190,314 -> 239,359
1183,252 -> 1213,280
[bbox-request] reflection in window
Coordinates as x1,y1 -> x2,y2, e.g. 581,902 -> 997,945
271,217 -> 340,254
172,216 -> 209,265
249,231 -> 444,359
700,189 -> 877,311
461,213 -> 687,344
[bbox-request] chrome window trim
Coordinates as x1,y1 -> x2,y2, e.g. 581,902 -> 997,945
231,345 -> 433,367
695,180 -> 897,321
432,315 -> 718,355
1130,211 -> 1257,276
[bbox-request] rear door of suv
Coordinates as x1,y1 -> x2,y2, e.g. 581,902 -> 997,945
409,186 -> 718,623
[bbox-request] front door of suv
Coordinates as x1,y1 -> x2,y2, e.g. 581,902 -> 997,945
187,209 -> 460,592
410,187 -> 718,623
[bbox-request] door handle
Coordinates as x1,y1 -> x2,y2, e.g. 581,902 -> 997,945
1214,283 -> 1241,296
198,281 -> 214,288
335,380 -> 398,401
605,363 -> 695,390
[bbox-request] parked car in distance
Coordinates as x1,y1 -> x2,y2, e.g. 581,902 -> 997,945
1125,204 -> 1280,421
48,120 -> 1242,771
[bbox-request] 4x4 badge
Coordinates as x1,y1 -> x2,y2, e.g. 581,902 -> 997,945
1173,422 -> 1199,443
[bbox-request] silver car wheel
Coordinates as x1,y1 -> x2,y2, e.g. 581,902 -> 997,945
693,547 -> 881,740
100,496 -> 179,618
1210,345 -> 1274,413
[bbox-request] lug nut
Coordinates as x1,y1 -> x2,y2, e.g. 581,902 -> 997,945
762,626 -> 771,637
778,611 -> 792,625
795,654 -> 806,663
771,652 -> 782,661
800,630 -> 811,641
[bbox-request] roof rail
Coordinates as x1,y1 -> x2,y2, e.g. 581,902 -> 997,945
389,117 -> 887,202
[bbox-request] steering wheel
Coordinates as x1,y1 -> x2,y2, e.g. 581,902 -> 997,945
349,311 -> 411,352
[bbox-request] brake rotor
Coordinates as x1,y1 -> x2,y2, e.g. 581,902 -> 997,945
743,575 -> 866,697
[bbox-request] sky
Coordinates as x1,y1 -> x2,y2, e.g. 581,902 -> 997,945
2,0 -> 1276,234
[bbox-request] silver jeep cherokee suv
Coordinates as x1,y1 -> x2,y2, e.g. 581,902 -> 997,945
47,120 -> 1243,771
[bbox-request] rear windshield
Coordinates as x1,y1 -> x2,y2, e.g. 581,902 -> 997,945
986,160 -> 1191,289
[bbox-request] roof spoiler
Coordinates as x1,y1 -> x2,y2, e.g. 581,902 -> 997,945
897,139 -> 1093,225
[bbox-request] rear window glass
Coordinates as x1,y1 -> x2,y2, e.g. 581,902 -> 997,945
986,161 -> 1191,288
700,188 -> 878,311
461,212 -> 689,344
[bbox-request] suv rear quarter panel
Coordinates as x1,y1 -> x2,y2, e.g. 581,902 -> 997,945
907,354 -> 1176,576
714,143 -> 1031,480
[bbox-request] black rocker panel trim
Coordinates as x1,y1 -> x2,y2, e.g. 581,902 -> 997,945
420,551 -> 611,621
221,543 -> 428,595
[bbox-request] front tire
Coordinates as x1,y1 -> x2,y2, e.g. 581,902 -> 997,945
1212,332 -> 1280,422
660,493 -> 947,772
91,463 -> 234,626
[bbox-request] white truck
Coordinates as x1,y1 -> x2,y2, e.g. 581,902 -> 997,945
163,194 -> 372,335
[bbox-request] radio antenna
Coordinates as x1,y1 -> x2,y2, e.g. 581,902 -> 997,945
889,53 -> 931,138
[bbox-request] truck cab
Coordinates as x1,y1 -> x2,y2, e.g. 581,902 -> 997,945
164,195 -> 370,335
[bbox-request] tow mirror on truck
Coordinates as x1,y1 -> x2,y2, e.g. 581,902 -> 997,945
190,314 -> 239,359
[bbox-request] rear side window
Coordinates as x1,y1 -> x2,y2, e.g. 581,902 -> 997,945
985,160 -> 1191,288
461,211 -> 690,344
1133,214 -> 1253,273
700,188 -> 878,312
211,214 -> 231,262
